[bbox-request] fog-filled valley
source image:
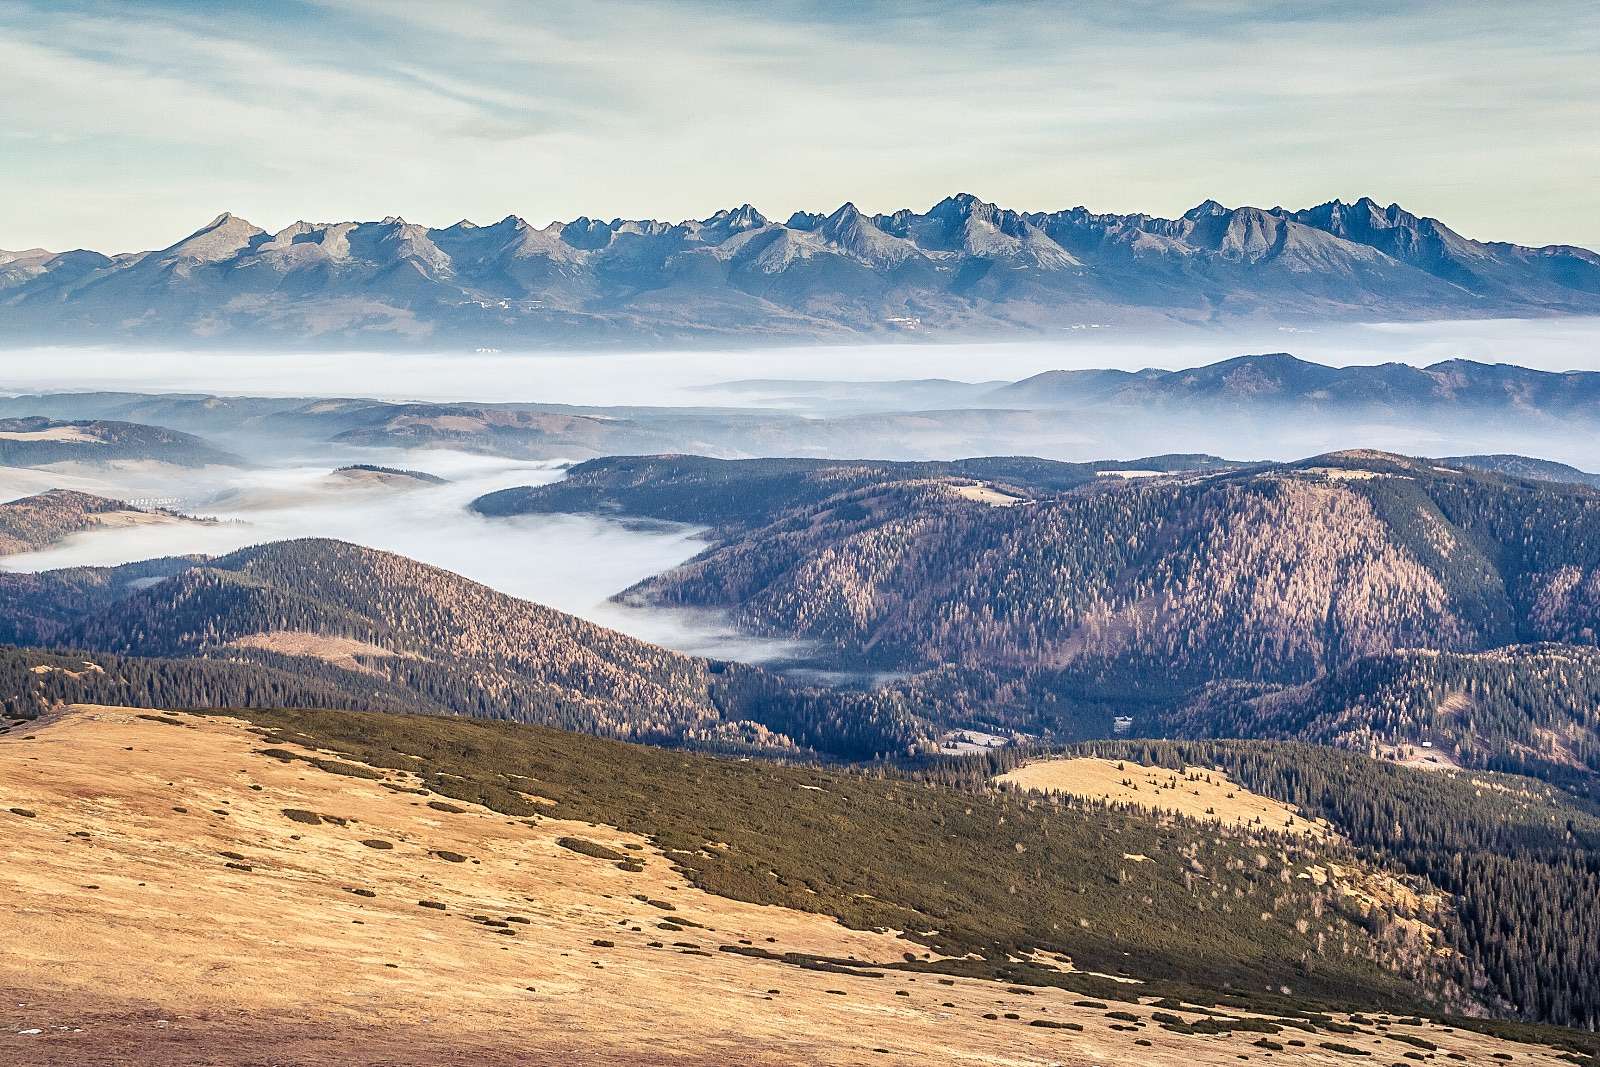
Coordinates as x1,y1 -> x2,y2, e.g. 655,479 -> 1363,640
10,324 -> 1600,670
10,318 -> 1600,465
0,448 -> 813,665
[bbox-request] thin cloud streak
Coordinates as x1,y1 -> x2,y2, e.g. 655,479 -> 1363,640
0,0 -> 1594,251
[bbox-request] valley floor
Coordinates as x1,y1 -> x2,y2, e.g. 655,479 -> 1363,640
0,708 -> 1572,1066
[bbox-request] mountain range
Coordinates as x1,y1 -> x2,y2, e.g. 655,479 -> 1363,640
4,195 -> 1598,346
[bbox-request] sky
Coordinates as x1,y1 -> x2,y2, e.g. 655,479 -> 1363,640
1,0 -> 1596,254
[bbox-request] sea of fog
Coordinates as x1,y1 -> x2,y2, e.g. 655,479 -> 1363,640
0,449 -> 807,665
5,319 -> 1600,665
5,317 -> 1600,406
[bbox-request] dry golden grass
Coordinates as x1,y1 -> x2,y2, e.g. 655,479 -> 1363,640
82,509 -> 185,529
0,425 -> 98,442
227,631 -> 424,675
948,483 -> 1026,507
0,709 -> 1568,1066
997,757 -> 1335,839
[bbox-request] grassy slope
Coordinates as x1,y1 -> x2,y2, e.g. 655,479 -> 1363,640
233,705 -> 1452,1018
1010,738 -> 1600,1031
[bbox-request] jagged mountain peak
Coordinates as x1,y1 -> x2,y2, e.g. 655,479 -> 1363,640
561,216 -> 615,250
926,192 -> 998,222
711,203 -> 767,226
694,203 -> 768,233
1184,198 -> 1230,219
188,211 -> 259,236
6,193 -> 1598,344
159,212 -> 267,264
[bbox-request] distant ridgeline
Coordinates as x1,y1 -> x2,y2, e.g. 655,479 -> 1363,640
0,416 -> 238,467
11,356 -> 1600,464
3,195 -> 1599,345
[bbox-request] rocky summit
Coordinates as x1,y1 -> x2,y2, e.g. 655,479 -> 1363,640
4,194 -> 1598,347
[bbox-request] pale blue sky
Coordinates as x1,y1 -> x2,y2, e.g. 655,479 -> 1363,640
2,0 -> 1595,252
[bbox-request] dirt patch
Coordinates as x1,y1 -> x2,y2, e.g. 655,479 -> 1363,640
948,483 -> 1027,507
1387,744 -> 1462,771
227,631 -> 423,675
29,662 -> 105,680
0,426 -> 98,443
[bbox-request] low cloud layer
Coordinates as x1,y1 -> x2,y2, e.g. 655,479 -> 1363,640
8,318 -> 1600,406
0,449 -> 810,664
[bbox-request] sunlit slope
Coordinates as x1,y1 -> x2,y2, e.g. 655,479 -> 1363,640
6,706 -> 1595,1065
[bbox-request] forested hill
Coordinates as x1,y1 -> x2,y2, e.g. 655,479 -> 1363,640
582,451 -> 1600,680
937,737 -> 1600,1031
472,453 -> 1237,532
0,489 -> 189,556
488,449 -> 1600,776
0,416 -> 239,467
1165,645 -> 1600,787
0,538 -> 925,758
